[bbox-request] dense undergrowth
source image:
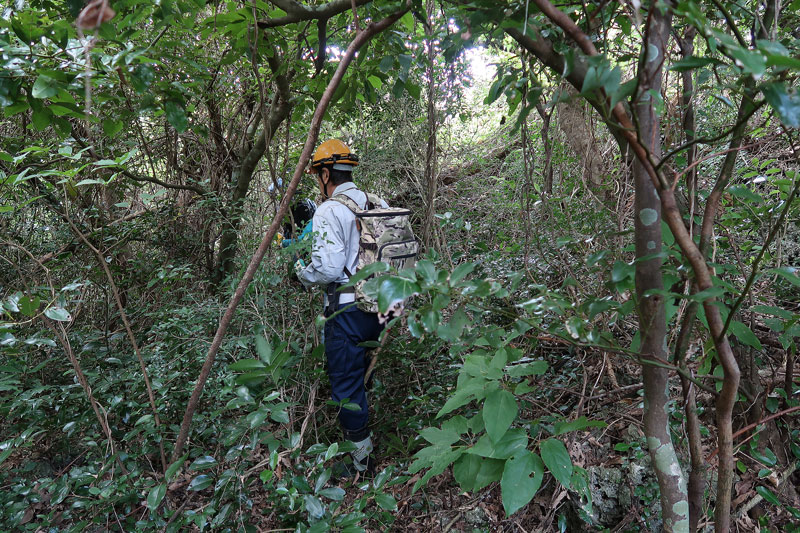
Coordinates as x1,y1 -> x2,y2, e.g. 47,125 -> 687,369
3,0 -> 800,530
4,121 -> 799,530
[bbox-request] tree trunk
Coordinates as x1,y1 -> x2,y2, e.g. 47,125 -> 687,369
421,0 -> 439,250
557,84 -> 604,197
212,62 -> 292,286
633,6 -> 690,532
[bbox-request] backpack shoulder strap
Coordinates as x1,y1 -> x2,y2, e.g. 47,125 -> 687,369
330,193 -> 360,213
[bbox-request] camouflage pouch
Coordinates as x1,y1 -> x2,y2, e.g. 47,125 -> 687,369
331,192 -> 418,313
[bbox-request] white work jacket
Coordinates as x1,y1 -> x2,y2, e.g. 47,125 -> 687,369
298,182 -> 387,304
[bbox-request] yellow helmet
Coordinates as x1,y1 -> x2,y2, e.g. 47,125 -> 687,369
309,139 -> 359,172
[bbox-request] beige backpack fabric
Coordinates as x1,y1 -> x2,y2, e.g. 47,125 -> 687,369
331,192 -> 418,313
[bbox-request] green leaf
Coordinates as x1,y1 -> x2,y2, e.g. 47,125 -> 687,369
752,305 -> 795,319
728,47 -> 766,78
44,306 -> 71,322
728,321 -> 762,350
164,101 -> 188,133
762,83 -> 800,128
374,492 -> 397,511
304,495 -> 325,520
166,453 -> 189,482
669,56 -> 718,71
189,455 -> 218,471
377,276 -> 419,313
367,76 -> 382,90
506,360 -> 548,377
344,261 -> 390,286
501,452 -> 544,516
553,416 -> 607,436
31,75 -> 60,99
188,474 -> 213,491
437,308 -> 469,342
102,119 -> 123,138
318,487 -> 345,501
453,454 -> 504,491
756,485 -> 780,505
483,389 -> 517,443
419,426 -> 461,446
18,296 -> 40,317
449,262 -> 475,286
540,439 -> 573,489
255,335 -> 273,363
228,359 -> 266,371
146,483 -> 166,511
769,267 -> 800,287
469,428 -> 528,459
611,261 -> 633,283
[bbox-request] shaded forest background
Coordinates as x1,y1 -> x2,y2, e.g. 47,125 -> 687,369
2,0 -> 800,531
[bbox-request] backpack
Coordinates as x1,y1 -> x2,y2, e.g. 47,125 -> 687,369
331,192 -> 418,313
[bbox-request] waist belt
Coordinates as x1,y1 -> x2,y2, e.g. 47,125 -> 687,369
325,284 -> 356,316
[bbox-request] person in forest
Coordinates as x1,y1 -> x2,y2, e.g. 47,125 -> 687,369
296,139 -> 388,478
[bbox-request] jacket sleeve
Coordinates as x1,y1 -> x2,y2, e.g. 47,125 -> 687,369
297,205 -> 347,287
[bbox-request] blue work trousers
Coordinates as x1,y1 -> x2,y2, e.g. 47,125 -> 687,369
324,304 -> 383,432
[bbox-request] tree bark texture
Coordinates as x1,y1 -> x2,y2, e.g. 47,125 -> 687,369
556,84 -> 604,195
632,6 -> 689,532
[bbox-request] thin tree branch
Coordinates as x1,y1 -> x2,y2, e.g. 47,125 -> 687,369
258,0 -> 371,28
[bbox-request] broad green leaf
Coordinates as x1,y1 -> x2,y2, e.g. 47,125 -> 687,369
255,335 -> 273,363
611,261 -> 633,283
769,267 -> 800,287
763,83 -> 800,128
756,485 -> 780,505
437,378 -> 486,418
553,416 -> 607,436
228,359 -> 266,371
449,262 -> 475,286
728,321 -> 762,350
146,483 -> 166,511
669,56 -> 718,71
166,452 -> 189,481
377,276 -> 419,313
483,389 -> 517,443
540,438 -> 573,489
318,487 -> 345,501
752,305 -> 795,319
189,455 -> 218,470
44,306 -> 71,322
102,119 -> 123,138
501,452 -> 544,516
453,454 -> 504,491
164,101 -> 188,133
303,495 -> 325,520
419,426 -> 461,446
367,75 -> 382,90
18,296 -> 40,317
469,428 -> 528,459
343,261 -> 390,286
374,492 -> 397,511
409,445 -> 464,492
728,46 -> 766,78
32,75 -> 60,99
189,474 -> 213,491
438,308 -> 469,342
